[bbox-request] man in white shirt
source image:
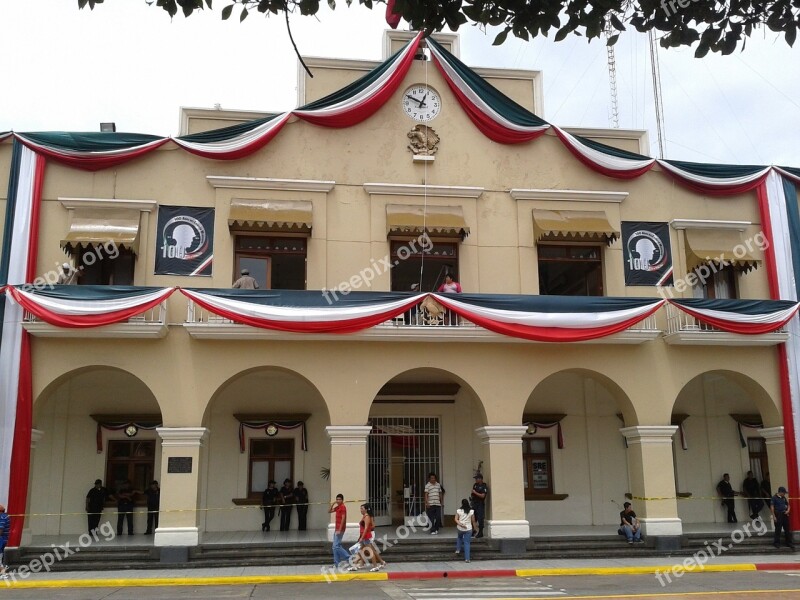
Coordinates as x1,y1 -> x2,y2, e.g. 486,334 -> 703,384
424,472 -> 445,534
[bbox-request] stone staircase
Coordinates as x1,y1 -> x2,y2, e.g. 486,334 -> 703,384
5,530 -> 789,572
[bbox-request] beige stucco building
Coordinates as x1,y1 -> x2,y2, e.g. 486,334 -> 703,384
0,30 -> 794,553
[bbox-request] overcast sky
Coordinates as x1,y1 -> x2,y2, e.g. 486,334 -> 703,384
2,1 -> 799,166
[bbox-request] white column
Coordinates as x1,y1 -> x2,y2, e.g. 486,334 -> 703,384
154,427 -> 208,547
326,426 -> 371,542
20,429 -> 44,545
620,425 -> 682,536
759,426 -> 786,492
476,425 -> 529,539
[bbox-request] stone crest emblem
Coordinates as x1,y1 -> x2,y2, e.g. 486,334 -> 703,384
407,125 -> 440,156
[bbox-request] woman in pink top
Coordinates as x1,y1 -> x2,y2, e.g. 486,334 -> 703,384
437,273 -> 462,293
347,503 -> 386,571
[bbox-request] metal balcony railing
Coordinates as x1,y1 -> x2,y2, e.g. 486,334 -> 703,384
23,301 -> 167,326
665,302 -> 787,335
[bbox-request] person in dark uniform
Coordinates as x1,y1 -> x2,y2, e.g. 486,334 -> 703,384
771,486 -> 794,550
762,473 -> 773,509
294,481 -> 309,531
261,480 -> 279,532
279,479 -> 295,531
115,480 -> 138,535
470,473 -> 488,538
716,473 -> 738,523
742,471 -> 763,520
144,480 -> 160,535
85,479 -> 111,534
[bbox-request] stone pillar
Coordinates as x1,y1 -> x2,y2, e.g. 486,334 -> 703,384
759,426 -> 787,495
620,426 -> 682,542
326,426 -> 371,542
476,426 -> 529,546
20,429 -> 44,545
154,427 -> 208,548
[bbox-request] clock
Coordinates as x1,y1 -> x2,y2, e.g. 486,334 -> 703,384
266,424 -> 278,437
124,424 -> 138,437
402,84 -> 442,122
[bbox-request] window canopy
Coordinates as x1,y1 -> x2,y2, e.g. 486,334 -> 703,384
532,209 -> 619,243
684,229 -> 760,272
228,199 -> 312,234
386,204 -> 470,239
60,208 -> 141,255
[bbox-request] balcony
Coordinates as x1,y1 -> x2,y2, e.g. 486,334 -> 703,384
663,303 -> 789,346
183,300 -> 661,344
22,302 -> 169,339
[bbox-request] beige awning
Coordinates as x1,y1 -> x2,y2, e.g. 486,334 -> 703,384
60,208 -> 141,255
685,229 -> 760,271
532,209 -> 618,242
228,199 -> 312,233
386,204 -> 470,239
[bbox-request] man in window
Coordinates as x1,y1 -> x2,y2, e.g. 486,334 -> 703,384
233,269 -> 259,289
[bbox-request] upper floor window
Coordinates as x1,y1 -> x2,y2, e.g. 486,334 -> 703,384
235,235 -> 306,290
77,245 -> 135,286
390,239 -> 458,292
691,263 -> 738,299
538,244 -> 603,296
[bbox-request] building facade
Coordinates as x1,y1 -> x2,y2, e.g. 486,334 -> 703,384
1,30 -> 799,551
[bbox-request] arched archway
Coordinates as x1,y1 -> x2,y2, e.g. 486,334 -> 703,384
366,367 -> 486,527
31,366 -> 161,536
671,370 -> 782,525
201,366 -> 331,533
522,368 -> 636,527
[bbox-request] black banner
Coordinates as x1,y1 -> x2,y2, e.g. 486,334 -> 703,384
622,222 -> 673,286
155,206 -> 214,276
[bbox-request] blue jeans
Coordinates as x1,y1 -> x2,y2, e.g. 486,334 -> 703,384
621,524 -> 641,542
456,529 -> 472,560
332,533 -> 349,566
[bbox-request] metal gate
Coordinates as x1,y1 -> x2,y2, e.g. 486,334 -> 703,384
368,417 -> 440,526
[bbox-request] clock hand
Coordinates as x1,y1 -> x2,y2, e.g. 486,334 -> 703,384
406,94 -> 423,106
419,92 -> 428,108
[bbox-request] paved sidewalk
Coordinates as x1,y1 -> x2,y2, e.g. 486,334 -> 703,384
2,553 -> 800,588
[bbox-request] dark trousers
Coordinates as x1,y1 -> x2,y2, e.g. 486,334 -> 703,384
262,506 -> 275,531
145,510 -> 159,534
748,498 -> 765,518
472,502 -> 485,535
280,505 -> 293,531
117,503 -> 134,535
426,505 -> 443,532
774,512 -> 793,547
296,506 -> 308,531
87,511 -> 102,533
723,499 -> 737,523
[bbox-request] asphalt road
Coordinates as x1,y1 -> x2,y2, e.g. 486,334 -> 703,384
5,571 -> 800,600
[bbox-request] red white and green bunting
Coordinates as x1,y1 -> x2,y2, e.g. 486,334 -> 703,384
553,127 -> 655,179
427,37 -> 550,144
668,298 -> 800,335
172,113 -> 292,160
6,286 -> 175,328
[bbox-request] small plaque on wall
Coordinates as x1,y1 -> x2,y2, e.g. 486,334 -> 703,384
168,457 -> 193,474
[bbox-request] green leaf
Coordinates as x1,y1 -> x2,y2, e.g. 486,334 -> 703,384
221,4 -> 234,18
554,24 -> 572,41
609,13 -> 625,31
606,33 -> 619,45
786,26 -> 797,46
492,27 -> 510,45
694,41 -> 711,57
240,6 -> 249,20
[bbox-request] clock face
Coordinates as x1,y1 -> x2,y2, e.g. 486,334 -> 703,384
266,424 -> 278,437
402,85 -> 442,122
124,424 -> 138,437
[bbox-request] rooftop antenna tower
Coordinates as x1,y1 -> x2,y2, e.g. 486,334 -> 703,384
648,30 -> 667,158
604,18 -> 620,129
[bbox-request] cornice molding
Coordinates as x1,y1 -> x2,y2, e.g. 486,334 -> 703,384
363,183 -> 483,199
59,197 -> 157,212
670,219 -> 751,231
510,189 -> 628,203
207,176 -> 335,193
